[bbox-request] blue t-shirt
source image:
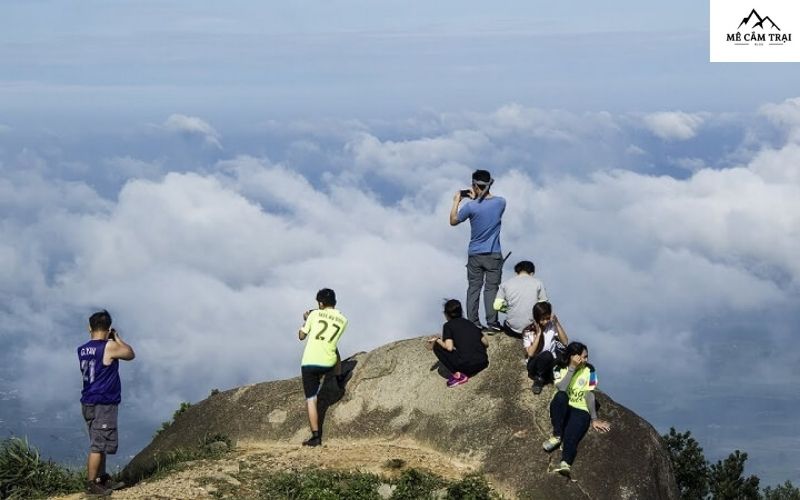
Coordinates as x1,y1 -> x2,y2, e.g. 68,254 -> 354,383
457,196 -> 506,255
78,340 -> 121,405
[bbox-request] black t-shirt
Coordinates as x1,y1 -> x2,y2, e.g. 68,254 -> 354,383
442,318 -> 488,364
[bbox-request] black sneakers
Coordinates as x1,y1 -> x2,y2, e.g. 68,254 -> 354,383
532,377 -> 544,395
302,432 -> 322,447
483,323 -> 503,335
85,479 -> 112,497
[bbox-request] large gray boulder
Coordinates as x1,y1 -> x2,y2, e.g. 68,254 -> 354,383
123,335 -> 679,499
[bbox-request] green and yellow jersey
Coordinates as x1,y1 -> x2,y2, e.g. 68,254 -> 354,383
300,308 -> 348,367
554,365 -> 597,412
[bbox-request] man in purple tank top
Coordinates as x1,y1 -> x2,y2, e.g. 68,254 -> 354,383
77,310 -> 135,496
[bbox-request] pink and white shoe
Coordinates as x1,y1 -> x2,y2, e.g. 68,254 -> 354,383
446,372 -> 469,388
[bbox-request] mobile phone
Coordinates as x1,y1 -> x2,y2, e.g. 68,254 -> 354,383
460,189 -> 472,199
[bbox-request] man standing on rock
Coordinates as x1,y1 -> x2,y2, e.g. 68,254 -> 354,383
450,169 -> 506,333
77,309 -> 135,496
298,288 -> 348,447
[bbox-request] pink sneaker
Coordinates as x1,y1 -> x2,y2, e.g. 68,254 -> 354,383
447,373 -> 469,388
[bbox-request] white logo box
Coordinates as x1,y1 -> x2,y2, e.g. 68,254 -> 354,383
710,0 -> 800,62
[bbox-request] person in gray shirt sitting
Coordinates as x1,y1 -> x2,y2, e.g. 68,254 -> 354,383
492,260 -> 548,337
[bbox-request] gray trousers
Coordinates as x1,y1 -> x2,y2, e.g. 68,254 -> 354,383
466,253 -> 503,327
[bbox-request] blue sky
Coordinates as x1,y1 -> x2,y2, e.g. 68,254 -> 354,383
1,0 -> 799,487
2,0 -> 799,124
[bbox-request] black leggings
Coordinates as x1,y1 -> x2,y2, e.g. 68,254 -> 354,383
526,351 -> 556,381
550,391 -> 591,465
433,344 -> 488,377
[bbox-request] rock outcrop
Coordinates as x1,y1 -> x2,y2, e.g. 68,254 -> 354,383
123,334 -> 679,499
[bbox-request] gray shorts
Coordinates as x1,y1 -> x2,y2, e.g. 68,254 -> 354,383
82,404 -> 119,454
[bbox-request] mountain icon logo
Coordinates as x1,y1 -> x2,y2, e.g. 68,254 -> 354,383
737,9 -> 781,31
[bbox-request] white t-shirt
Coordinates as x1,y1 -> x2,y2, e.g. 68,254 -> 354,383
523,323 -> 564,357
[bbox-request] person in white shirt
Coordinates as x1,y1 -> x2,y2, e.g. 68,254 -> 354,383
522,301 -> 568,394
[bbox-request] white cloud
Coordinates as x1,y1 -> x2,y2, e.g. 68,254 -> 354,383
760,96 -> 800,143
643,111 -> 704,141
345,130 -> 487,191
1,101 -> 799,481
162,113 -> 222,149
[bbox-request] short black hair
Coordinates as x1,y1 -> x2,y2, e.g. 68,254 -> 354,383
443,299 -> 463,320
514,260 -> 535,274
472,169 -> 492,184
532,301 -> 552,323
316,288 -> 337,307
89,310 -> 112,332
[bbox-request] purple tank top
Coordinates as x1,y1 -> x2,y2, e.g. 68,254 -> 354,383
77,339 -> 121,405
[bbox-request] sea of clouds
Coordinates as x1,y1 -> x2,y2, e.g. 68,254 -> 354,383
1,99 -> 798,482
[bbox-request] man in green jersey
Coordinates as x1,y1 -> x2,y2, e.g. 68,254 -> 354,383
298,288 -> 348,447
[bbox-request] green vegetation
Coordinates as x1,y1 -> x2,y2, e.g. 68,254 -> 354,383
243,468 -> 500,500
390,468 -> 446,499
708,450 -> 760,500
202,466 -> 500,499
254,469 -> 382,500
763,481 -> 800,500
155,400 -> 193,437
446,472 -> 498,499
663,427 -> 800,500
0,437 -> 84,499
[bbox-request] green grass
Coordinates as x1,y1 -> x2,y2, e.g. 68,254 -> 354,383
254,469 -> 383,500
0,437 -> 84,499
391,468 -> 446,499
245,467 -> 500,500
154,401 -> 194,438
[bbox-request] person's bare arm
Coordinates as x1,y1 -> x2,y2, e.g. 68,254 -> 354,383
526,335 -> 542,358
449,191 -> 469,226
299,310 -> 313,340
523,322 -> 542,358
427,337 -> 455,351
104,330 -> 135,365
553,314 -> 569,345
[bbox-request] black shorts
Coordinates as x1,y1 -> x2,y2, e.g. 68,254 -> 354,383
82,404 -> 119,454
301,365 -> 334,399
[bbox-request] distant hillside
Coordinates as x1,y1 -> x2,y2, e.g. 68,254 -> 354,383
122,334 -> 679,500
